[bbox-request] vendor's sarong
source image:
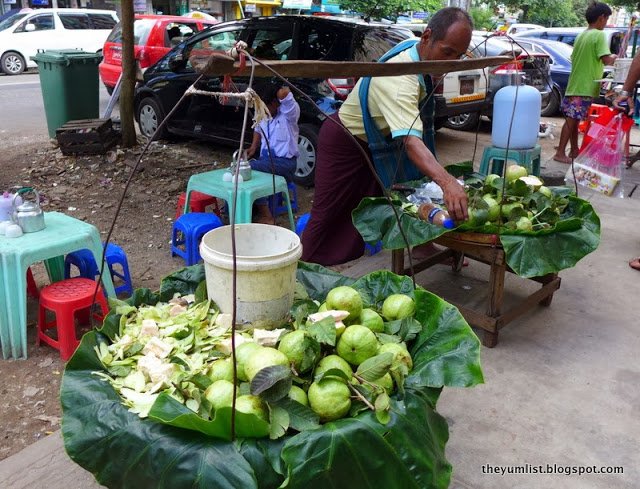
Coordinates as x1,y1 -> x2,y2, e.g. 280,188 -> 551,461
301,113 -> 381,265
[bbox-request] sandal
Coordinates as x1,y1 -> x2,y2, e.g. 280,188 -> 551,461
629,258 -> 640,271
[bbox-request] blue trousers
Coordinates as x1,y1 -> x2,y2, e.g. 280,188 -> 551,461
250,155 -> 297,205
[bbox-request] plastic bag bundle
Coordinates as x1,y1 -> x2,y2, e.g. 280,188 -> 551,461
565,110 -> 632,198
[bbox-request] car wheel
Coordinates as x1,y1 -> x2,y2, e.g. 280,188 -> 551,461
444,112 -> 480,131
294,123 -> 318,187
1,52 -> 25,75
541,87 -> 561,117
137,97 -> 167,139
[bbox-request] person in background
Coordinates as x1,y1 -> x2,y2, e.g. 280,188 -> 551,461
246,81 -> 300,224
301,7 -> 471,266
553,2 -> 617,164
613,54 -> 640,271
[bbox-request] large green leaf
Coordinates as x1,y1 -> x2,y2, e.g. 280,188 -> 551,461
498,196 -> 601,277
353,194 -> 601,277
62,265 -> 483,488
158,264 -> 207,302
353,197 -> 449,249
282,391 -> 451,489
295,261 -> 354,301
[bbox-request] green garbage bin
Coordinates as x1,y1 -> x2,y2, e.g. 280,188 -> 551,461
31,50 -> 102,138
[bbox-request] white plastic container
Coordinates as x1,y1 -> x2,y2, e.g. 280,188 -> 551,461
200,224 -> 302,328
491,84 -> 541,149
613,58 -> 633,83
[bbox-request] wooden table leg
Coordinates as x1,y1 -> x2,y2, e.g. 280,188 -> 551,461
484,253 -> 506,347
391,249 -> 404,275
538,273 -> 559,306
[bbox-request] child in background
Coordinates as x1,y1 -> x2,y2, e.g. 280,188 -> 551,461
247,81 -> 300,224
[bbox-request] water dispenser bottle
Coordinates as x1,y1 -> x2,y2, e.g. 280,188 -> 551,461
491,78 -> 541,149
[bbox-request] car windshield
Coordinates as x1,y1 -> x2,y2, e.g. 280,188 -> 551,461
0,13 -> 27,31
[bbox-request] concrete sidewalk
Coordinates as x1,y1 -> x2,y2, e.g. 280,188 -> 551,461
1,126 -> 639,488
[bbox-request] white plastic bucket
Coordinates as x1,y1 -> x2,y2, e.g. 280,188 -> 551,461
200,224 -> 302,327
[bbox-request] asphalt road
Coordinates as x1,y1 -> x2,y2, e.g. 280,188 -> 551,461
0,71 -> 113,142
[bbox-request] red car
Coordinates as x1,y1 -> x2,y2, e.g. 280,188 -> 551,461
99,14 -> 218,93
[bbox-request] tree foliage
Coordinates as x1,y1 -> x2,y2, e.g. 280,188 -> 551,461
470,6 -> 497,31
338,0 -> 444,22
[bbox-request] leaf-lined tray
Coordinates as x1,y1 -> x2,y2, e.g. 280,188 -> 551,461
61,263 -> 483,489
353,193 -> 601,278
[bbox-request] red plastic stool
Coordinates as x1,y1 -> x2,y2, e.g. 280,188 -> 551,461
578,103 -> 609,134
175,191 -> 221,219
37,278 -> 109,361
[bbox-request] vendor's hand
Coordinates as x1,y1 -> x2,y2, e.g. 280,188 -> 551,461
613,93 -> 634,115
246,145 -> 257,159
441,179 -> 468,223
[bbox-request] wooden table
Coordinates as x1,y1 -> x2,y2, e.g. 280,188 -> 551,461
391,232 -> 561,347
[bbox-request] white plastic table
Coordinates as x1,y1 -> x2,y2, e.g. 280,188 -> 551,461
0,212 -> 115,360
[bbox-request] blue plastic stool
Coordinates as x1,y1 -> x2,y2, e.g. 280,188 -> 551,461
295,212 -> 310,237
364,241 -> 383,255
64,243 -> 134,297
479,145 -> 541,176
171,212 -> 223,266
269,181 -> 298,217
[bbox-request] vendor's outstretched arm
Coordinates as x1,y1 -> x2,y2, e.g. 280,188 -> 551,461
404,135 -> 468,222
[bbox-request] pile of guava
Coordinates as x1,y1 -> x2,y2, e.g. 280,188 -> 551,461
464,164 -> 570,232
95,285 -> 421,436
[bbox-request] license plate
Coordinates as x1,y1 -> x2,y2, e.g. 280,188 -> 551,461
460,78 -> 475,95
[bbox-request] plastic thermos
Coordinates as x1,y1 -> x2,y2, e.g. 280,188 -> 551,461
491,82 -> 541,149
418,203 -> 455,229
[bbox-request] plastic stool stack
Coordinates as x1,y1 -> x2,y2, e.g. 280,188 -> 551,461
578,103 -> 609,134
37,277 -> 109,360
64,242 -> 133,296
479,145 -> 541,177
175,191 -> 221,219
172,212 -> 223,266
269,181 -> 298,217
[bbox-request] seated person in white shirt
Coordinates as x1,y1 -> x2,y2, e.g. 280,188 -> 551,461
246,80 -> 300,223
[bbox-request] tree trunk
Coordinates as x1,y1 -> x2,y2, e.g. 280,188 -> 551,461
120,0 -> 136,148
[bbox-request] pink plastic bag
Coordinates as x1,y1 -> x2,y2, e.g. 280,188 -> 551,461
565,113 -> 626,197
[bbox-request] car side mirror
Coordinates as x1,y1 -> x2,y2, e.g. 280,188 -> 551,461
25,24 -> 36,32
168,52 -> 187,72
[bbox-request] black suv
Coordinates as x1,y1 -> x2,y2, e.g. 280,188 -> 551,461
134,15 -> 412,186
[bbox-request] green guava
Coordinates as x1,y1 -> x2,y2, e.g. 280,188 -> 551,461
243,346 -> 290,381
381,294 -> 416,320
207,358 -> 234,383
325,286 -> 363,324
288,385 -> 309,406
277,330 -> 320,373
307,379 -> 352,422
505,164 -> 528,183
379,342 -> 413,370
336,325 -> 379,365
204,379 -> 236,411
235,394 -> 268,422
359,308 -> 385,333
314,354 -> 353,381
234,342 -> 262,382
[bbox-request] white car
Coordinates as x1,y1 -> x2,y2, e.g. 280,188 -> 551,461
0,8 -> 118,75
